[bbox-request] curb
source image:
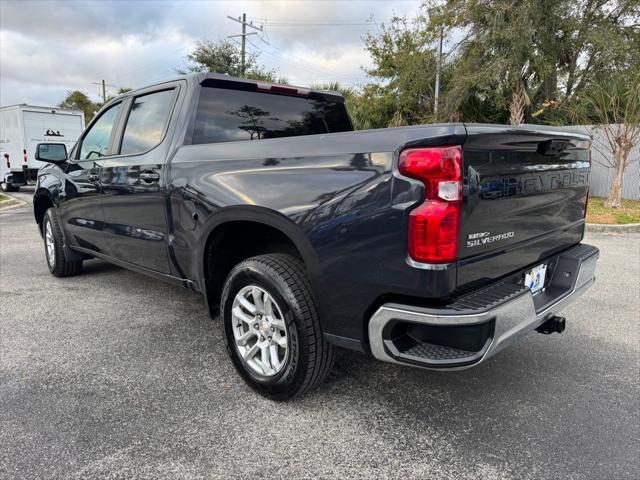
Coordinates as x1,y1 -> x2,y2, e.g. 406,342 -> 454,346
585,222 -> 640,233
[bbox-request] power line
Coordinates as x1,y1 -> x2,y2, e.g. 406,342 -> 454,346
247,16 -> 391,26
255,34 -> 347,78
251,48 -> 363,84
259,23 -> 381,27
246,38 -> 362,84
254,47 -> 350,82
229,14 -> 356,82
247,39 -> 329,77
246,42 -> 365,87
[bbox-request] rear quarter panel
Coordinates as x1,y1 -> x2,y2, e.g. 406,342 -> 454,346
168,125 -> 466,343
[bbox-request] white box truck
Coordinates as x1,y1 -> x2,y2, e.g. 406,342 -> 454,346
0,104 -> 85,192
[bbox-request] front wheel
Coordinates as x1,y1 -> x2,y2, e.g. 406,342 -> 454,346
43,209 -> 83,277
221,254 -> 335,400
1,182 -> 17,192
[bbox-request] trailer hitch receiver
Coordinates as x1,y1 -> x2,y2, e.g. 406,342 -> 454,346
536,316 -> 566,335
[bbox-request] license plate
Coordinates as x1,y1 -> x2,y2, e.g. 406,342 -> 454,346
525,263 -> 547,293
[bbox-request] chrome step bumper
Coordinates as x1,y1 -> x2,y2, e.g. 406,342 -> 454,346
368,243 -> 599,370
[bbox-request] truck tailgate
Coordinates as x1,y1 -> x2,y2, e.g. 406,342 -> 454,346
457,125 -> 591,290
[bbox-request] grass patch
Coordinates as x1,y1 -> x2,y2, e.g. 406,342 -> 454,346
586,196 -> 640,224
0,193 -> 12,203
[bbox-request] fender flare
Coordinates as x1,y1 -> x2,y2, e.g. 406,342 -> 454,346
194,205 -> 320,291
33,188 -> 56,227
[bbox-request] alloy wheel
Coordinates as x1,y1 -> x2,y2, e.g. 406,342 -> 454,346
231,285 -> 289,377
45,220 -> 55,268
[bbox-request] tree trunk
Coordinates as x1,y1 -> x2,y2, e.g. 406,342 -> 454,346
509,82 -> 527,126
604,144 -> 628,209
542,67 -> 558,101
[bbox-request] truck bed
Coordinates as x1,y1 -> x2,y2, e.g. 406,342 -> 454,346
169,121 -> 591,348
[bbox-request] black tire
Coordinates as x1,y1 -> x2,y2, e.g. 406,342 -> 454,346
221,254 -> 335,400
1,182 -> 17,192
43,209 -> 83,277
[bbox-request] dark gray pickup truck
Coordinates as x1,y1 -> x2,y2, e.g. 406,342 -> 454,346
33,73 -> 599,399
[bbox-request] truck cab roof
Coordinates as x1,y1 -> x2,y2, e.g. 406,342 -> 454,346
111,72 -> 344,105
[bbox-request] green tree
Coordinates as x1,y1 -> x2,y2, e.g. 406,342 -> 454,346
245,66 -> 288,84
429,0 -> 640,124
359,0 -> 638,126
180,40 -> 248,75
363,16 -> 440,126
310,81 -> 399,130
58,90 -> 99,123
554,0 -> 639,100
310,82 -> 363,130
349,84 -> 400,130
572,71 -> 640,208
429,1 -> 554,125
179,40 -> 285,82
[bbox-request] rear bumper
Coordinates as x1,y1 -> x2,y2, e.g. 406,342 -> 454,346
368,243 -> 599,370
4,168 -> 38,186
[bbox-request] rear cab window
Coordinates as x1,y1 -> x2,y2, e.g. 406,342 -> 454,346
191,80 -> 352,145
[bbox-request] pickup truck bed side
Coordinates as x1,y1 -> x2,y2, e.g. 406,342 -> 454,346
170,122 -> 467,349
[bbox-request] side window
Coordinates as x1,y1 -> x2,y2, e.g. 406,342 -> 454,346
79,103 -> 122,160
119,89 -> 175,155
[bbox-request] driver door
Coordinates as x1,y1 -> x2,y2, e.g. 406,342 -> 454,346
58,102 -> 124,255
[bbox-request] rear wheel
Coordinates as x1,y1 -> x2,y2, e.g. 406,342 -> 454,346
43,209 -> 83,277
221,254 -> 334,400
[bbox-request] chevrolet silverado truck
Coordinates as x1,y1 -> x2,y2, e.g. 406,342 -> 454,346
33,73 -> 599,399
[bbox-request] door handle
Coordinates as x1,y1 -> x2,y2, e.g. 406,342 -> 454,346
140,171 -> 160,183
87,171 -> 99,182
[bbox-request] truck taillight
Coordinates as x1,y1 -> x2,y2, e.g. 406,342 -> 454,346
399,146 -> 463,264
23,148 -> 28,163
4,154 -> 9,169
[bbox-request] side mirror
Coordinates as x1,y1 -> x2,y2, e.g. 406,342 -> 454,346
35,143 -> 67,163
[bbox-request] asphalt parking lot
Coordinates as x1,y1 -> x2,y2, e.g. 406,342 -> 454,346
1,189 -> 639,480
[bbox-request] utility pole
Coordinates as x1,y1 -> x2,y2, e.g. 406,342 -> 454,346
241,13 -> 246,76
92,80 -> 115,104
227,13 -> 263,77
434,24 -> 444,117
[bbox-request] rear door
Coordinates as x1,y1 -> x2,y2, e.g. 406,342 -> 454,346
100,84 -> 181,273
458,125 -> 591,289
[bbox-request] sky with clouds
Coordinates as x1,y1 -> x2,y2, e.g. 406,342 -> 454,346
0,0 -> 423,107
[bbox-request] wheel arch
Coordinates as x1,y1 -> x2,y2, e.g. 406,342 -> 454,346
197,206 -> 320,316
33,189 -> 55,234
